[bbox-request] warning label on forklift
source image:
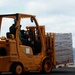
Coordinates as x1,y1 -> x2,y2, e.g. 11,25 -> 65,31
26,48 -> 30,54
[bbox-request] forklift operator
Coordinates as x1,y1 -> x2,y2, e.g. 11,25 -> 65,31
9,18 -> 18,37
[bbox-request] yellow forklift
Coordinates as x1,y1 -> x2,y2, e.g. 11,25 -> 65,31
0,13 -> 56,74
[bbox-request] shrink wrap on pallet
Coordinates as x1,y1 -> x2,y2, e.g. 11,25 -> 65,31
55,33 -> 74,65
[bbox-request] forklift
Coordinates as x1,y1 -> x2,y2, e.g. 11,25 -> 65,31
0,13 -> 56,74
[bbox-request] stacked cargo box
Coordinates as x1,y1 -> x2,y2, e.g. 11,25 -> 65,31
55,33 -> 74,65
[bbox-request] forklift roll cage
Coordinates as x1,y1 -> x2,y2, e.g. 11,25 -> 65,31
0,13 -> 45,56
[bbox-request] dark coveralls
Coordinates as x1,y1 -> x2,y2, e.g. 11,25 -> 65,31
9,24 -> 17,37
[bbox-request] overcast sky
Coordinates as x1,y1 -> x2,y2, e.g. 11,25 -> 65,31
0,0 -> 75,47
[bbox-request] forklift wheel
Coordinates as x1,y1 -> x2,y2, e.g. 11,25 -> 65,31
42,58 -> 52,73
0,72 -> 2,75
10,63 -> 24,75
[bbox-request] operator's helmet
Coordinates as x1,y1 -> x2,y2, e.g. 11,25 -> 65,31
14,18 -> 17,22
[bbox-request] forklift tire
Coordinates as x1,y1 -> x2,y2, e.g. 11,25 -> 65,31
42,58 -> 53,74
10,63 -> 24,75
0,72 -> 2,75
